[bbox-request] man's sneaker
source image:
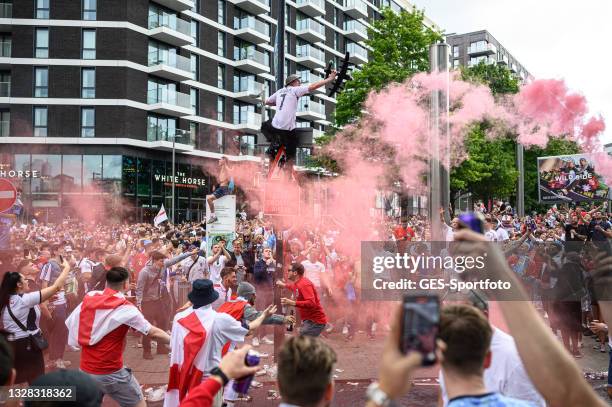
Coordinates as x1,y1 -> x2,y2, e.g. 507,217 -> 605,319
55,360 -> 66,369
252,337 -> 260,347
207,216 -> 218,224
601,344 -> 607,353
143,353 -> 154,360
61,360 -> 72,367
261,337 -> 273,345
342,325 -> 349,336
325,324 -> 334,333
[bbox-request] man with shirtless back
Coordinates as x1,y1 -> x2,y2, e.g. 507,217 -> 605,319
207,157 -> 231,224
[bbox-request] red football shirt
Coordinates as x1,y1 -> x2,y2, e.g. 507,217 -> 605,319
80,325 -> 130,374
285,277 -> 327,325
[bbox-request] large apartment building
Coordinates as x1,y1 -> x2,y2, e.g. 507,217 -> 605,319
0,0 -> 438,222
447,30 -> 532,82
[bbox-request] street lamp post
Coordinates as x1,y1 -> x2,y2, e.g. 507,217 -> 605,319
170,129 -> 190,224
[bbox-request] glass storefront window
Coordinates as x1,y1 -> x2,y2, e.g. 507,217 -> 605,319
101,155 -> 122,195
62,155 -> 82,193
151,159 -> 166,197
83,155 -> 102,190
137,157 -> 151,198
122,156 -> 136,196
31,154 -> 61,193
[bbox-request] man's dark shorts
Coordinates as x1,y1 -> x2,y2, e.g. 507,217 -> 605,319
299,320 -> 326,337
213,185 -> 230,199
261,120 -> 298,161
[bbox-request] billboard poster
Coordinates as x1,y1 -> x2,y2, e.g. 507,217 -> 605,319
205,195 -> 236,254
538,154 -> 611,203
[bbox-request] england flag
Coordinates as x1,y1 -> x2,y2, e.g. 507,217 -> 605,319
154,204 -> 169,226
65,288 -> 150,348
164,306 -> 215,407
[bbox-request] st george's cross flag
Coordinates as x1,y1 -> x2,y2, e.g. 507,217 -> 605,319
154,204 -> 169,226
65,288 -> 151,349
164,306 -> 214,407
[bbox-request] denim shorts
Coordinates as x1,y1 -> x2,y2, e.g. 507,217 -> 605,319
86,367 -> 143,407
213,185 -> 230,199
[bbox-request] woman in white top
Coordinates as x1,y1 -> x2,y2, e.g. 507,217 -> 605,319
0,260 -> 70,384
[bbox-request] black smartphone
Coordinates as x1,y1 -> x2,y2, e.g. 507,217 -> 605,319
400,294 -> 440,366
59,254 -> 64,264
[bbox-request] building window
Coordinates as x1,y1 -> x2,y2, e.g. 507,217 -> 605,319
217,31 -> 225,57
190,53 -> 198,80
453,45 -> 459,58
216,129 -> 224,153
190,88 -> 198,114
217,64 -> 225,88
34,67 -> 48,97
0,111 -> 9,137
82,29 -> 96,59
189,122 -> 197,145
218,0 -> 225,24
33,107 -> 47,137
81,68 -> 95,98
82,0 -> 96,20
452,59 -> 459,68
147,114 -> 177,142
217,96 -> 224,121
35,28 -> 49,58
191,0 -> 200,13
190,20 -> 199,47
240,135 -> 255,156
35,0 -> 50,19
81,107 -> 95,137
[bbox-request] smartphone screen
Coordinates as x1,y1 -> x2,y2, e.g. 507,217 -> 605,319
401,294 -> 439,365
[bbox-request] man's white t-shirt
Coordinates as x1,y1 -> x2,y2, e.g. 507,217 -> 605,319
301,260 -> 325,288
267,85 -> 310,130
207,255 -> 227,284
496,227 -> 510,242
439,327 -> 545,407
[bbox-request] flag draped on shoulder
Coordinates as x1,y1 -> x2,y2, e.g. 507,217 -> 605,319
154,204 -> 169,226
164,307 -> 215,407
65,288 -> 141,348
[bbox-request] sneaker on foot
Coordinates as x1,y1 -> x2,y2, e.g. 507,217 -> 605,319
252,337 -> 260,347
325,324 -> 334,333
261,337 -> 273,345
601,344 -> 607,353
342,325 -> 349,336
207,216 -> 218,224
61,360 -> 72,367
55,360 -> 66,369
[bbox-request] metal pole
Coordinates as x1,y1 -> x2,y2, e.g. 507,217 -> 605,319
172,134 -> 176,224
428,42 -> 450,240
274,0 -> 286,90
517,143 -> 525,217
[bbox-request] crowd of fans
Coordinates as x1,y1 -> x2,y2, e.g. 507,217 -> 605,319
0,196 -> 611,406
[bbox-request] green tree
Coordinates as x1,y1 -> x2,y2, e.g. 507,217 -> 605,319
460,62 -> 519,95
450,62 -> 521,205
450,125 -> 519,203
334,7 -> 441,126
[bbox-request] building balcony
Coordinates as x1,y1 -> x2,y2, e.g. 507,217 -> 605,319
234,16 -> 270,44
313,128 -> 324,139
344,0 -> 368,20
147,128 -> 195,151
147,88 -> 193,116
297,100 -> 326,121
147,16 -> 193,47
0,40 -> 9,57
295,0 -> 325,17
497,54 -> 509,65
229,0 -> 270,15
467,42 -> 497,56
347,42 -> 368,65
234,112 -> 262,132
298,70 -> 325,93
234,48 -> 270,74
234,81 -> 264,103
509,63 -> 517,73
148,52 -> 192,82
296,45 -> 325,69
344,19 -> 368,42
467,57 -> 495,67
0,120 -> 8,137
152,0 -> 193,12
296,19 -> 326,43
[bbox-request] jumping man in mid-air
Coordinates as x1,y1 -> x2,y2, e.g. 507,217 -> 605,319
261,71 -> 337,166
207,156 -> 231,224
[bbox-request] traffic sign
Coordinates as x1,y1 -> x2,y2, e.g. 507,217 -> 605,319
0,178 -> 17,213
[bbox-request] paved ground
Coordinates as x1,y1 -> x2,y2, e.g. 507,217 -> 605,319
59,325 -> 611,406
